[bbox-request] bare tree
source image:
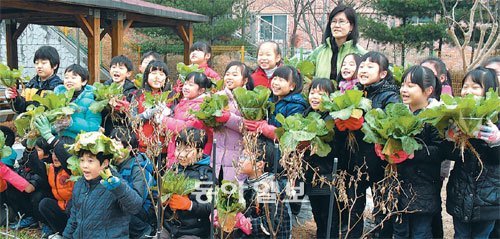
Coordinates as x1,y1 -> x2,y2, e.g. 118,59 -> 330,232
440,0 -> 499,72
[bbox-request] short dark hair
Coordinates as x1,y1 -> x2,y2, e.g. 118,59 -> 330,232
0,126 -> 15,147
35,137 -> 51,156
402,65 -> 442,100
78,150 -> 113,165
420,57 -> 452,87
64,64 -> 89,83
34,46 -> 60,74
190,42 -> 213,66
142,60 -> 170,92
273,65 -> 304,97
462,67 -> 498,96
224,61 -> 255,90
110,55 -> 133,71
309,78 -> 335,95
360,51 -> 395,84
175,127 -> 208,150
141,51 -> 162,64
323,5 -> 360,47
110,127 -> 139,149
53,136 -> 75,169
186,72 -> 212,89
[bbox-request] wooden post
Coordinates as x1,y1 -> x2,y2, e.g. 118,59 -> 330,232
76,10 -> 101,84
111,12 -> 124,57
177,23 -> 193,65
5,20 -> 27,70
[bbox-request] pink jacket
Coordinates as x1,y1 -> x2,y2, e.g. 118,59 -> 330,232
199,63 -> 220,80
339,78 -> 359,93
0,162 -> 29,192
164,94 -> 214,167
214,88 -> 246,182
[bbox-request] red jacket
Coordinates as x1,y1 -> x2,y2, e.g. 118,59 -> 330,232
199,63 -> 220,80
251,67 -> 273,88
164,94 -> 213,167
135,91 -> 168,154
47,165 -> 74,210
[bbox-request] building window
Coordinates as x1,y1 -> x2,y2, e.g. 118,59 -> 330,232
259,15 -> 287,42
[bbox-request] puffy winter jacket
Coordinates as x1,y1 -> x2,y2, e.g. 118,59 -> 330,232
164,94 -> 213,167
198,63 -> 220,80
0,162 -> 29,191
214,88 -> 246,182
396,122 -> 444,214
54,85 -> 101,139
163,155 -> 213,238
357,79 -> 400,110
10,74 -> 63,113
47,165 -> 74,210
63,171 -> 143,239
446,122 -> 500,222
268,93 -> 308,127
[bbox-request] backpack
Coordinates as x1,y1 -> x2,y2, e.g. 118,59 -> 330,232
120,153 -> 157,213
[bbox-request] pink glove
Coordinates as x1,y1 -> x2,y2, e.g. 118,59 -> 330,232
235,212 -> 252,235
174,79 -> 184,93
243,120 -> 276,140
113,99 -> 130,112
211,209 -> 220,227
5,87 -> 17,99
474,122 -> 500,147
215,111 -> 231,123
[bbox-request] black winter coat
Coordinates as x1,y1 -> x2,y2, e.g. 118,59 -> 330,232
396,123 -> 443,214
357,79 -> 400,110
446,122 -> 500,222
163,156 -> 214,239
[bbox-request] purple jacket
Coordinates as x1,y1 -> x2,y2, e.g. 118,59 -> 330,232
214,88 -> 246,182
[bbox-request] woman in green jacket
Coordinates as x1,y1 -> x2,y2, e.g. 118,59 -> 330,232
308,5 -> 366,81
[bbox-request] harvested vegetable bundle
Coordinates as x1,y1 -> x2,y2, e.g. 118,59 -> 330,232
0,63 -> 23,88
190,94 -> 229,128
418,90 -> 500,173
134,73 -> 143,88
177,63 -> 204,82
284,51 -> 315,96
160,170 -> 198,203
15,90 -> 76,139
216,180 -> 245,233
89,82 -> 123,113
362,103 -> 424,165
233,86 -> 273,121
275,112 -> 333,157
143,90 -> 179,109
66,131 -> 128,181
0,131 -> 12,159
321,89 -> 372,151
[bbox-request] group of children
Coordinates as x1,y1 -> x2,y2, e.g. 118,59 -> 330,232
0,40 -> 498,239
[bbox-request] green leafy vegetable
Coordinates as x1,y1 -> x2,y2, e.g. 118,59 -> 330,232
160,170 -> 199,202
362,103 -> 424,164
418,90 -> 500,137
275,112 -> 334,157
190,94 -> 229,128
233,86 -> 273,120
177,63 -> 204,82
134,73 -> 143,88
66,131 -> 129,181
143,91 -> 178,109
89,82 -> 123,113
216,180 -> 245,233
0,63 -> 23,87
15,90 -> 76,139
0,131 -> 12,159
320,89 -> 372,120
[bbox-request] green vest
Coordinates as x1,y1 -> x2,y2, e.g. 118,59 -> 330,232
308,38 -> 367,79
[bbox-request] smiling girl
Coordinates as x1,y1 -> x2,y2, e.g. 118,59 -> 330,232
252,41 -> 283,88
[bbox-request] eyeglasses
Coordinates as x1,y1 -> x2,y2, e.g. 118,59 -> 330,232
331,20 -> 349,26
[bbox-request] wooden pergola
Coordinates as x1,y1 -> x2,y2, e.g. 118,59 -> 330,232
0,0 -> 208,83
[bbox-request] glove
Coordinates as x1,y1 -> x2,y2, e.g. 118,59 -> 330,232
243,120 -> 276,140
235,212 -> 252,235
334,119 -> 347,131
169,194 -> 192,211
100,176 -> 121,191
374,144 -> 386,160
344,116 -> 364,131
5,87 -> 17,99
297,141 -> 310,151
243,119 -> 263,132
113,99 -> 130,112
154,104 -> 172,124
139,107 -> 160,120
174,79 -> 184,93
34,115 -> 54,141
389,150 -> 414,164
211,209 -> 220,227
474,122 -> 500,147
445,122 -> 461,142
215,110 -> 231,123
